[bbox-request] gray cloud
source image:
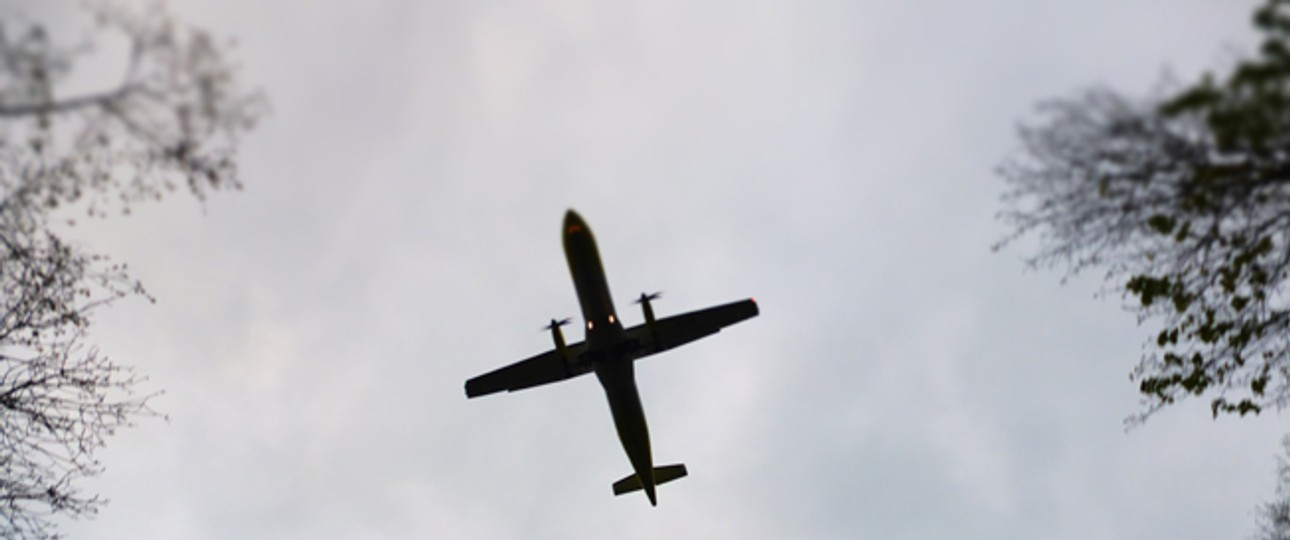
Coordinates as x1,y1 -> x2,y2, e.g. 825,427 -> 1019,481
16,0 -> 1282,538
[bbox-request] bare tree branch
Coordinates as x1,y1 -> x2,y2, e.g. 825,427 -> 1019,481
0,2 -> 266,537
1254,435 -> 1290,540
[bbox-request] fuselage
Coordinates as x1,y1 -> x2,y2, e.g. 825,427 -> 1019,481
562,210 -> 658,506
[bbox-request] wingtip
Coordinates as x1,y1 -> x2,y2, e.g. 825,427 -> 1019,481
464,380 -> 488,399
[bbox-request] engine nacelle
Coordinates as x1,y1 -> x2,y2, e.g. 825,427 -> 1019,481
635,292 -> 661,350
545,317 -> 571,358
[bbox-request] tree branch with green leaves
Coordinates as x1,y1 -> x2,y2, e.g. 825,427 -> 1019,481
997,0 -> 1290,425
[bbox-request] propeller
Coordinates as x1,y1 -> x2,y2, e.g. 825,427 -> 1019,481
634,292 -> 662,304
635,292 -> 662,340
542,317 -> 572,331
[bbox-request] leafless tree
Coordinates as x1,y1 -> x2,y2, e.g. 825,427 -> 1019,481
997,0 -> 1290,425
1254,436 -> 1290,540
0,2 -> 265,537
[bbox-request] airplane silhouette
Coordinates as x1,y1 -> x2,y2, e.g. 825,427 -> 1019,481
465,210 -> 759,506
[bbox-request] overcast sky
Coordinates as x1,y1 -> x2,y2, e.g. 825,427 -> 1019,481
9,0 -> 1287,538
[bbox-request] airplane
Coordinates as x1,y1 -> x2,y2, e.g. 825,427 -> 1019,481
465,209 -> 759,506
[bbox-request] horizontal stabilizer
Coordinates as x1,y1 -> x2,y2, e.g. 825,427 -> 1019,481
612,464 -> 688,496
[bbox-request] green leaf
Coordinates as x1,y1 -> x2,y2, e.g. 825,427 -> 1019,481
1160,74 -> 1220,117
1126,275 -> 1172,307
1237,400 -> 1261,416
1253,374 -> 1270,395
1147,214 -> 1176,235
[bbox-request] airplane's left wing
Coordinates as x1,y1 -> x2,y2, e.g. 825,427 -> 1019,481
624,298 -> 759,360
465,342 -> 592,398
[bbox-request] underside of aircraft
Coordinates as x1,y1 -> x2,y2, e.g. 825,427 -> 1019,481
465,210 -> 758,506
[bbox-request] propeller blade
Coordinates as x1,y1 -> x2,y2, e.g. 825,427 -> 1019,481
541,317 -> 573,331
634,291 -> 662,304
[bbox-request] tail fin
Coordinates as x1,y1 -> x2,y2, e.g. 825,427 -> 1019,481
612,464 -> 688,499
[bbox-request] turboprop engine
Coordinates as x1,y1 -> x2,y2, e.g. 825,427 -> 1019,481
635,292 -> 662,350
544,317 -> 572,355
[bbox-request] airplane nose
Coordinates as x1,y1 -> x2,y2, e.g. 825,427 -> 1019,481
564,209 -> 585,234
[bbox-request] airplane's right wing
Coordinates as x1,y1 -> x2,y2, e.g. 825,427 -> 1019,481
465,341 -> 592,398
624,298 -> 759,360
